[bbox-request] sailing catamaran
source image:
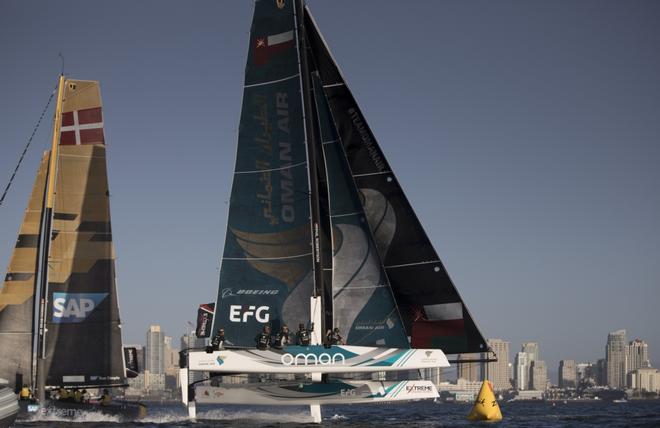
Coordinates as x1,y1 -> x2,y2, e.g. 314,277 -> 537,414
0,75 -> 145,420
180,0 -> 489,422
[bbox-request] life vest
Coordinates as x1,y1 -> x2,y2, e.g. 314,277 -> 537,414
256,333 -> 270,349
19,387 -> 30,399
297,329 -> 310,345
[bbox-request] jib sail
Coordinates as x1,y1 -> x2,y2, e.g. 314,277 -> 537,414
304,7 -> 487,354
0,152 -> 49,391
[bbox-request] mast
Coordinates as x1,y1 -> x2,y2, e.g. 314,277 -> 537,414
35,74 -> 65,402
294,0 -> 327,334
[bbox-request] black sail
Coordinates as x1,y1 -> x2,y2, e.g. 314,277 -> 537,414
43,79 -> 126,387
211,0 -> 314,346
304,8 -> 487,354
311,73 -> 407,347
0,152 -> 49,391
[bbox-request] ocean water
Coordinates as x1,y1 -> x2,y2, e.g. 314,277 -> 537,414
14,400 -> 660,427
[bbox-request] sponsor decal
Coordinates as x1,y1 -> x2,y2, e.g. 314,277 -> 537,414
229,305 -> 270,323
405,384 -> 434,393
222,288 -> 279,298
52,292 -> 108,323
420,350 -> 438,364
90,375 -> 121,381
280,352 -> 346,366
216,355 -> 225,365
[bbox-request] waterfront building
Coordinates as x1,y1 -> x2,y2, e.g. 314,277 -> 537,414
531,360 -> 548,391
457,353 -> 480,382
559,359 -> 576,388
596,359 -> 607,386
522,341 -> 539,389
180,332 -> 208,384
146,325 -> 165,374
485,338 -> 510,391
514,352 -> 528,390
627,367 -> 660,393
606,329 -> 627,389
436,379 -> 483,402
627,339 -> 650,373
576,362 -> 596,386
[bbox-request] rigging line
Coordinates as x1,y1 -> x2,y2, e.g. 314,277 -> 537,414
0,82 -> 57,207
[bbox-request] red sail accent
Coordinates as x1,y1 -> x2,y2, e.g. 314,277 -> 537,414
60,107 -> 104,145
411,319 -> 466,348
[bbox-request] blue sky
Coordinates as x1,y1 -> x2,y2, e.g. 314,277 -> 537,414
1,1 -> 659,372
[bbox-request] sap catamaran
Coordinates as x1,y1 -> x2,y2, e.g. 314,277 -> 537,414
0,75 -> 145,420
180,0 -> 489,423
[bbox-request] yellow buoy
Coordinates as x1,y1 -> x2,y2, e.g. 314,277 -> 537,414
467,380 -> 503,422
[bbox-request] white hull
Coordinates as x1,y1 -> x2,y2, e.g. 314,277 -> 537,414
188,345 -> 448,374
194,380 -> 439,405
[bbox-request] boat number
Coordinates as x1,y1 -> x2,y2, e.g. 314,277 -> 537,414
340,388 -> 356,396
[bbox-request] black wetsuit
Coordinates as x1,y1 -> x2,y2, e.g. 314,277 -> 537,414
255,332 -> 270,350
296,329 -> 311,346
273,332 -> 290,349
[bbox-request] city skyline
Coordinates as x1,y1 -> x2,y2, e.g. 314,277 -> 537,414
1,1 -> 659,371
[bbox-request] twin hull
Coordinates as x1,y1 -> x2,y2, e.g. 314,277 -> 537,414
188,345 -> 449,374
194,380 -> 439,406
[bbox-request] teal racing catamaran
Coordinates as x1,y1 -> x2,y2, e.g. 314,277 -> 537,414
180,0 -> 488,422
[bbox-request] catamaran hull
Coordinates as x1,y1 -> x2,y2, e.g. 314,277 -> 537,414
18,400 -> 146,421
188,345 -> 449,374
194,380 -> 439,405
0,387 -> 18,428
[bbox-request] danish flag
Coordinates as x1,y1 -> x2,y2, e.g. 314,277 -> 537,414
60,107 -> 105,145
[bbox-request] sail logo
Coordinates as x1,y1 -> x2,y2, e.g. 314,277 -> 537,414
228,305 -> 270,323
280,352 -> 346,366
52,292 -> 108,323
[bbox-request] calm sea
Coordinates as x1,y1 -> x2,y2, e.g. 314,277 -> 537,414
15,400 -> 660,427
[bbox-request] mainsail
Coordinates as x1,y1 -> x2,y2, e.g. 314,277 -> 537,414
0,153 -> 49,391
43,79 -> 125,388
211,0 -> 486,355
212,0 -> 314,346
0,78 -> 126,392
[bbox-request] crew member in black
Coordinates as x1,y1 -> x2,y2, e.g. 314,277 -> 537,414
211,328 -> 225,350
255,325 -> 271,350
326,327 -> 344,346
296,323 -> 311,346
273,324 -> 290,349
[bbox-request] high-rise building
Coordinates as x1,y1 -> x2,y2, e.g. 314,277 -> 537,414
576,362 -> 596,386
531,360 -> 548,391
627,339 -> 650,373
514,352 -> 528,390
146,325 -> 165,374
522,342 -> 539,389
522,342 -> 539,364
606,329 -> 627,389
181,332 -> 207,384
559,360 -> 576,388
596,359 -> 607,386
485,339 -> 510,391
457,354 -> 480,382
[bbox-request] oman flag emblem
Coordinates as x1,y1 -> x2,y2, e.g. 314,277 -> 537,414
254,30 -> 294,65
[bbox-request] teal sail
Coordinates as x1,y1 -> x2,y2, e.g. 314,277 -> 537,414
311,73 -> 408,347
212,0 -> 314,346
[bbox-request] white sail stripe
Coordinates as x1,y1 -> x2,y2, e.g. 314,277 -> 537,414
352,171 -> 392,177
323,82 -> 345,88
61,123 -> 103,131
244,73 -> 300,89
330,211 -> 361,218
235,160 -> 307,175
385,260 -> 441,269
268,30 -> 294,45
339,284 -> 387,290
223,252 -> 312,261
322,139 -> 338,145
0,332 -> 31,335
